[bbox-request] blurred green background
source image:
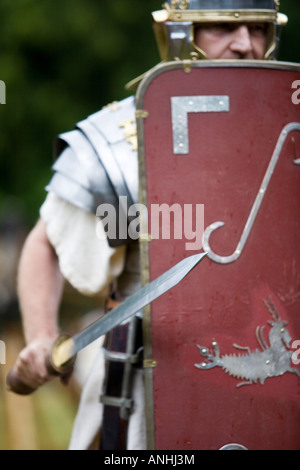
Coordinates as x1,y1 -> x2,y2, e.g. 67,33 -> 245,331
0,0 -> 298,450
0,0 -> 163,226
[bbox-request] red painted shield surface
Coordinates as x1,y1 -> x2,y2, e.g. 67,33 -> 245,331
136,61 -> 300,450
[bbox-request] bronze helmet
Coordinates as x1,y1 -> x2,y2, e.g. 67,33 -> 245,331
152,0 -> 288,60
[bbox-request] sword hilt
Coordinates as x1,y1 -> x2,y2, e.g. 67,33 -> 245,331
6,333 -> 76,395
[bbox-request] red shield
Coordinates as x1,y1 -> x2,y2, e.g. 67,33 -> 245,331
136,61 -> 300,450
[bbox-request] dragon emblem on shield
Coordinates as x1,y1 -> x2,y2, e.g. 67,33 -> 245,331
195,299 -> 300,387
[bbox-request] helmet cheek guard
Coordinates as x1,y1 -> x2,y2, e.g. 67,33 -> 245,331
152,1 -> 288,61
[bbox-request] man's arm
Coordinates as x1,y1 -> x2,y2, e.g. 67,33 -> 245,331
13,218 -> 64,389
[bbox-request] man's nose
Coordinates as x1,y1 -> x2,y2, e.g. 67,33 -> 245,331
230,25 -> 253,56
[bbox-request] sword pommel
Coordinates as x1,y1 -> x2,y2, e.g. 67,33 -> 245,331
6,369 -> 38,395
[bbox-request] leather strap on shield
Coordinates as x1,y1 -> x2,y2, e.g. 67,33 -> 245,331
99,323 -> 129,450
99,296 -> 143,450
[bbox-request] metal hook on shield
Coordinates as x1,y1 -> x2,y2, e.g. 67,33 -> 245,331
202,122 -> 300,265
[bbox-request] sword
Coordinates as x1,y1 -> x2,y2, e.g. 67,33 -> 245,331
7,252 -> 207,395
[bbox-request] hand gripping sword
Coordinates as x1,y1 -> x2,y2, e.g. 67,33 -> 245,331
7,252 -> 207,395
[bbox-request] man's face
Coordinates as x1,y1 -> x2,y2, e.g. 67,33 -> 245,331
194,23 -> 268,60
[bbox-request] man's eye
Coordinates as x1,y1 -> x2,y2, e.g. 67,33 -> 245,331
202,23 -> 237,36
248,23 -> 268,36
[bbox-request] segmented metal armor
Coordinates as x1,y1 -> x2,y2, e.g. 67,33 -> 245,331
46,96 -> 138,247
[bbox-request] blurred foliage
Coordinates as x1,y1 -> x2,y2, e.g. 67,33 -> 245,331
279,0 -> 300,62
0,0 -> 299,226
0,0 -> 162,224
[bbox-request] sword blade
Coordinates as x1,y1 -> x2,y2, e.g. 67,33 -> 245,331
55,252 -> 207,367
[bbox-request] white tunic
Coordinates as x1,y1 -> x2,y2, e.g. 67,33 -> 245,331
40,192 -> 147,450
